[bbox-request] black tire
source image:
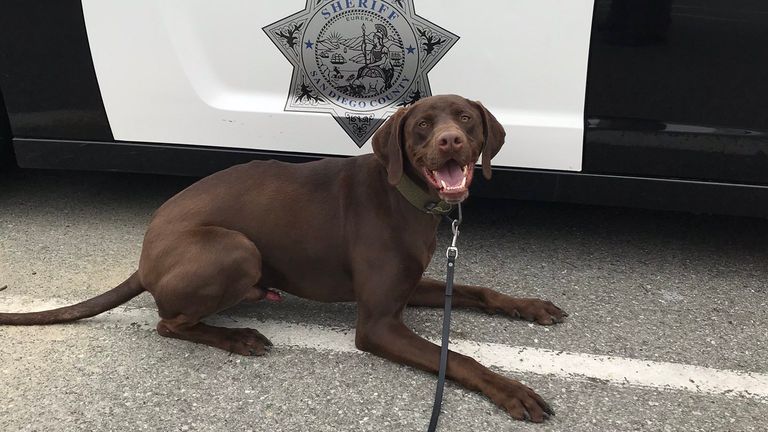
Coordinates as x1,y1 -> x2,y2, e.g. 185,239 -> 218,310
0,86 -> 15,170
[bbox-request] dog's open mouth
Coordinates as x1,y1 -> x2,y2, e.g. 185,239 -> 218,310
424,159 -> 474,203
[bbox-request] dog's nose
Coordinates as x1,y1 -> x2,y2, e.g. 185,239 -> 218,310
436,130 -> 465,152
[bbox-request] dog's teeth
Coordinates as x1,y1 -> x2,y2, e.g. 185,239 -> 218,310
461,177 -> 467,188
440,180 -> 447,189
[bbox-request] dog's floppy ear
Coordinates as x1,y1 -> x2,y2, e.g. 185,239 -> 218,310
372,107 -> 410,185
473,101 -> 506,180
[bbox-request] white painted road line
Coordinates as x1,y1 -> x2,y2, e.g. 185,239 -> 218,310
2,298 -> 768,402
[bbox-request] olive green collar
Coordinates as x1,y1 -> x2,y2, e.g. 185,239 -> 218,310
395,174 -> 454,215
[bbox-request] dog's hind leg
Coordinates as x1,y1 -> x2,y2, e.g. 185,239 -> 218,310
141,226 -> 273,356
156,318 -> 273,356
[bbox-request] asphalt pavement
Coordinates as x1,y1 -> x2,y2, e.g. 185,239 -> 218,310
1,167 -> 766,431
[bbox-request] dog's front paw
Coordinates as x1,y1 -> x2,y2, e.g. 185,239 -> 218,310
493,297 -> 568,325
489,379 -> 554,423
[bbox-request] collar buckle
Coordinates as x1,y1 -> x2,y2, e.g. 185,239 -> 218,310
424,201 -> 453,215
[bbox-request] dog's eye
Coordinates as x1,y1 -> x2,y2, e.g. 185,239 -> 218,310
460,115 -> 471,122
418,120 -> 430,128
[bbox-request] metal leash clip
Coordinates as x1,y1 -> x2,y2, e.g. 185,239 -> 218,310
445,203 -> 462,259
446,220 -> 459,260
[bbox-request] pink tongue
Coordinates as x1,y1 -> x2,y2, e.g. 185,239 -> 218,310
434,161 -> 464,187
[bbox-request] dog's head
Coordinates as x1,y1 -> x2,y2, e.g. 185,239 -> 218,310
372,94 -> 505,204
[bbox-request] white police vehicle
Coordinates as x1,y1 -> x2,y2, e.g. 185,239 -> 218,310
1,0 -> 766,216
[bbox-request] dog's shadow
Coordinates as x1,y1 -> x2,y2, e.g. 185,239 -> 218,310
221,294 -> 357,328
217,294 -> 445,337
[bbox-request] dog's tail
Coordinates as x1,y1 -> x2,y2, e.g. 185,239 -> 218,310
0,271 -> 145,325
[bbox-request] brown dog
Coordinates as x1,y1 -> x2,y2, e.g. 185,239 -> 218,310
0,95 -> 566,422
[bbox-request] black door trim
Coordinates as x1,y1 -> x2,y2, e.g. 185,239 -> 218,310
15,138 -> 768,218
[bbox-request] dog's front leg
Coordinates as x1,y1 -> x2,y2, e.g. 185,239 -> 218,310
409,278 -> 567,325
354,313 -> 552,422
354,277 -> 553,422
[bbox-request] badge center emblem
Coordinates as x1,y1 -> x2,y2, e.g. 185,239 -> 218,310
304,7 -> 418,111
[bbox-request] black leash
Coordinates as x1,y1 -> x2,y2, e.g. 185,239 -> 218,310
427,204 -> 462,432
